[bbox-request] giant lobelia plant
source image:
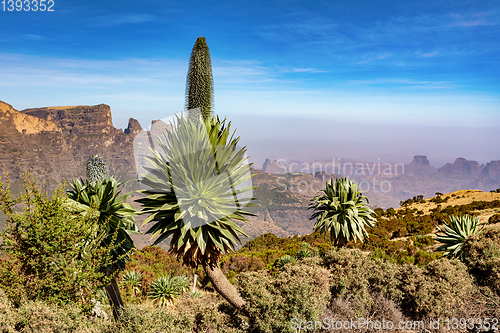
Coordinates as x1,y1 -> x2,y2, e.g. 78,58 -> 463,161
309,177 -> 376,246
66,155 -> 140,320
436,214 -> 485,260
135,113 -> 256,311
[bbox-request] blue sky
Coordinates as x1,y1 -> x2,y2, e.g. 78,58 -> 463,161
1,0 -> 499,167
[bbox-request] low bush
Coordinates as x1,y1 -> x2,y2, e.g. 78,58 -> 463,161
489,213 -> 500,224
462,226 -> 500,295
0,288 -> 244,333
400,258 -> 477,319
274,255 -> 297,270
237,262 -> 331,333
322,248 -> 402,316
221,255 -> 265,275
315,293 -> 408,333
148,275 -> 190,307
0,173 -> 114,310
322,247 -> 496,322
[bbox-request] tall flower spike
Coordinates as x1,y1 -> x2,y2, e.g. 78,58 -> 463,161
86,155 -> 109,186
185,37 -> 214,122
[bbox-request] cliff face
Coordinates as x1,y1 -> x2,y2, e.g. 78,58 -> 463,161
404,155 -> 437,177
411,155 -> 430,165
0,101 -> 62,135
480,160 -> 500,181
21,104 -> 114,135
438,158 -> 483,177
0,101 -> 140,194
262,159 -> 287,173
124,118 -> 142,135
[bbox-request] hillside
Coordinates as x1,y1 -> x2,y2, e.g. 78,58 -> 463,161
397,189 -> 500,244
1,100 -> 499,252
401,189 -> 500,217
261,155 -> 500,208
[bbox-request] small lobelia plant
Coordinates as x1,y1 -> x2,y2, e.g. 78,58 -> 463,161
148,275 -> 190,307
295,242 -> 318,260
436,214 -> 485,260
66,154 -> 140,320
274,255 -> 297,270
309,178 -> 376,246
121,270 -> 143,296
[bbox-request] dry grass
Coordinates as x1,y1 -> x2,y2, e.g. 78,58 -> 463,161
403,189 -> 500,217
390,190 -> 500,249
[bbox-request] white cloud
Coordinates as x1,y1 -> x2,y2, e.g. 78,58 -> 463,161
419,51 -> 439,57
87,13 -> 157,27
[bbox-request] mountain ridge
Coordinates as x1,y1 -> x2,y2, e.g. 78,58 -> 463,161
1,100 -> 499,248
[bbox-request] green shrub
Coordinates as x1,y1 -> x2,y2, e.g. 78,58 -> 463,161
462,226 -> 500,295
148,275 -> 190,306
193,303 -> 245,333
295,242 -> 318,260
0,173 -> 115,309
322,248 -> 402,316
221,255 -> 265,275
295,248 -> 314,260
414,235 -> 434,248
0,288 -> 245,333
0,289 -> 15,332
122,246 -> 193,294
120,270 -> 143,297
414,250 -> 441,267
400,258 -> 476,319
114,305 -> 191,333
238,262 -> 330,333
10,300 -> 106,333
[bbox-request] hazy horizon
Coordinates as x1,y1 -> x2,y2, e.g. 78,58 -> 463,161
1,0 -> 498,168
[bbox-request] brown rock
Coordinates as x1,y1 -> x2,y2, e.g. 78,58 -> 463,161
21,104 -> 114,135
262,159 -> 287,173
404,155 -> 436,177
0,100 -> 61,135
438,157 -> 482,177
480,160 -> 500,181
411,155 -> 430,165
0,101 -> 138,198
124,118 -> 142,135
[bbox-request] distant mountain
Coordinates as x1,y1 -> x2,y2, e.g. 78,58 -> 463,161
1,100 -> 499,248
260,154 -> 500,208
404,155 -> 437,177
438,157 -> 483,177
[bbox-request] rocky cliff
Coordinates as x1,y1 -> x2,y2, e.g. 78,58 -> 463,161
124,118 -> 143,135
0,101 -> 62,135
0,101 -> 142,194
479,160 -> 500,181
438,157 -> 483,177
262,159 -> 286,173
260,154 -> 500,208
21,104 -> 115,135
411,155 -> 430,165
404,155 -> 437,177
